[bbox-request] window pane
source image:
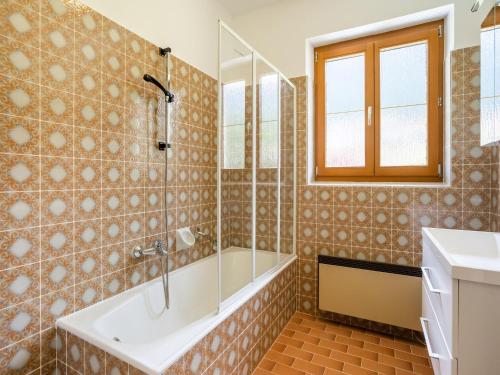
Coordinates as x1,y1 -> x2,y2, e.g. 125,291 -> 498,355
325,53 -> 365,168
223,81 -> 245,168
380,42 -> 428,167
260,73 -> 278,122
380,105 -> 428,166
326,54 -> 365,113
326,112 -> 365,167
481,29 -> 495,98
259,73 -> 279,168
224,124 -> 245,168
223,81 -> 245,125
380,42 -> 427,108
260,121 -> 278,168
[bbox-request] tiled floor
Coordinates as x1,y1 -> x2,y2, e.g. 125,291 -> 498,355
253,312 -> 433,375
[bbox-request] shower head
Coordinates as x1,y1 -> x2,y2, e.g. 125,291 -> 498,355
143,74 -> 174,103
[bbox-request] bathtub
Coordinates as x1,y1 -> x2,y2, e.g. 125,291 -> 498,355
57,246 -> 295,374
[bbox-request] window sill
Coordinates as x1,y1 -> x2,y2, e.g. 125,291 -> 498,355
309,177 -> 449,188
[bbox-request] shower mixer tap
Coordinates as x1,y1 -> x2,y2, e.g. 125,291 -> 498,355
132,239 -> 167,258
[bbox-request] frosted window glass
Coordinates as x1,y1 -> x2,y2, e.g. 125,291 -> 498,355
223,81 -> 245,168
223,81 -> 245,125
326,54 -> 365,113
325,53 -> 365,167
259,73 -> 279,168
481,29 -> 495,98
260,121 -> 278,168
380,42 -> 428,167
260,74 -> 279,122
380,106 -> 428,166
380,42 -> 427,108
326,112 -> 365,167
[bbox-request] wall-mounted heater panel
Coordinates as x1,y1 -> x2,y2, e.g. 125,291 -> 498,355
318,256 -> 422,331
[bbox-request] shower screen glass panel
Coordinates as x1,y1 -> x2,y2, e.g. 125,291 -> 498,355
220,27 -> 253,301
256,59 -> 279,277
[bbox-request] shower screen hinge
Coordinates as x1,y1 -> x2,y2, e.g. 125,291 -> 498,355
438,96 -> 443,107
315,51 -> 318,63
438,162 -> 443,178
437,25 -> 443,38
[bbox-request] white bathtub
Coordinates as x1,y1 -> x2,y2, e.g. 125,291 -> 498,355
57,247 -> 295,374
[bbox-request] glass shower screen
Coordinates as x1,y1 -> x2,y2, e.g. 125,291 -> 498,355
218,21 -> 296,308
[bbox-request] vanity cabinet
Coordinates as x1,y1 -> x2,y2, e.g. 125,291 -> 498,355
422,228 -> 500,375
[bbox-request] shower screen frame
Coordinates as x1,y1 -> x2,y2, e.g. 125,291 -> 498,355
217,20 -> 297,312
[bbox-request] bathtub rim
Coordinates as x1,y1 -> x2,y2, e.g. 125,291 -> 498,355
56,248 -> 296,375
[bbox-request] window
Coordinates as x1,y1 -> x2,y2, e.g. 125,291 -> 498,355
223,80 -> 245,169
314,20 -> 444,182
259,73 -> 279,168
480,6 -> 500,145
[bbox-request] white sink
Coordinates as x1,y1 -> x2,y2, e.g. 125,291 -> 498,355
423,228 -> 500,285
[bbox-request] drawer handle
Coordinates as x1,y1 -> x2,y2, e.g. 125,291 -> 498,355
421,267 -> 444,294
420,317 -> 441,359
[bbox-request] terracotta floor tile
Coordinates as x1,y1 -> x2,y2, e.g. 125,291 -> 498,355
342,362 -> 378,375
292,357 -> 326,375
347,346 -> 378,361
360,358 -> 396,375
308,327 -> 337,341
412,363 -> 435,375
252,312 -> 432,375
394,349 -> 430,366
378,353 -> 413,371
310,354 -> 344,371
350,330 -> 381,345
276,335 -> 304,348
287,322 -> 312,334
324,324 -> 352,337
260,359 -> 277,371
271,343 -> 286,353
335,335 -> 364,348
329,349 -> 362,366
292,331 -> 322,345
380,337 -> 412,352
254,368 -> 275,375
410,345 -> 428,357
323,369 -> 345,375
318,338 -> 348,353
302,342 -> 332,357
271,363 -> 306,375
363,342 -> 395,356
267,350 -> 295,366
283,346 -> 314,362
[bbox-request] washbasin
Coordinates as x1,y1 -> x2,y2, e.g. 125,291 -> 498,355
423,228 -> 500,285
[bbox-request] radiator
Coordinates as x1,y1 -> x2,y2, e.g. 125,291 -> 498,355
318,256 -> 422,331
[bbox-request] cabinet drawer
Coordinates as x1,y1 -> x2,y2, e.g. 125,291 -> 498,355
422,287 -> 456,375
422,238 -> 457,354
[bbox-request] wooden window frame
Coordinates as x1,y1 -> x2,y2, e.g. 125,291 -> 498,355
314,20 -> 444,183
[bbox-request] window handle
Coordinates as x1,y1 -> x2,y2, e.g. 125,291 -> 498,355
367,106 -> 373,126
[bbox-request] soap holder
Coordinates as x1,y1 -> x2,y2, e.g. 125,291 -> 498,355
176,227 -> 195,251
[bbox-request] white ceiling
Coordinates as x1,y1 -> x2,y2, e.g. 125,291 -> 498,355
218,0 -> 281,16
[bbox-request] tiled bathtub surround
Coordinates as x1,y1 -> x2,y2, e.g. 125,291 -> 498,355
293,47 -> 496,326
57,260 -> 296,375
0,0 -> 216,373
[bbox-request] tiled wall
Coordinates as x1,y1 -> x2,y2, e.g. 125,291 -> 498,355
56,260 -> 296,375
293,46 -> 496,324
0,0 -> 216,373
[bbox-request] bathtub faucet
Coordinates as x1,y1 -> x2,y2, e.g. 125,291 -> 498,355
132,239 -> 167,259
132,239 -> 170,309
